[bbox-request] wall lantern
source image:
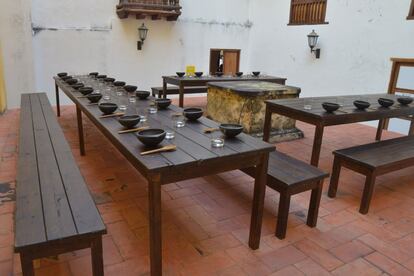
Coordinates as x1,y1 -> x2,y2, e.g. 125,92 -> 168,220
307,30 -> 321,59
137,23 -> 149,51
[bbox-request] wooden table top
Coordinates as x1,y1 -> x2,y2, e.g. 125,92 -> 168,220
162,74 -> 287,85
266,94 -> 414,126
55,76 -> 275,176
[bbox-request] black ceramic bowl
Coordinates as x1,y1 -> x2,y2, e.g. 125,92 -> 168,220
124,85 -> 137,93
89,72 -> 99,77
114,81 -> 126,87
97,75 -> 107,79
66,79 -> 78,85
104,77 -> 116,83
87,93 -> 102,103
398,96 -> 413,105
57,72 -> 68,78
215,72 -> 224,77
61,76 -> 72,81
79,87 -> 94,95
236,72 -> 243,77
378,98 -> 394,108
220,124 -> 243,138
195,72 -> 203,77
176,72 -> 185,77
155,99 -> 172,109
119,115 -> 141,129
252,71 -> 261,77
322,102 -> 340,113
136,129 -> 166,147
183,108 -> 203,121
98,103 -> 118,115
136,90 -> 150,100
71,83 -> 84,90
353,100 -> 370,110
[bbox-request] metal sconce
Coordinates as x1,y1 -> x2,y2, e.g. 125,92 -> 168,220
137,23 -> 149,51
307,30 -> 321,59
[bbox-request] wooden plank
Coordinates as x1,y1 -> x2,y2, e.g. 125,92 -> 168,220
38,94 -> 106,235
15,94 -> 47,250
335,136 -> 414,168
29,94 -> 78,241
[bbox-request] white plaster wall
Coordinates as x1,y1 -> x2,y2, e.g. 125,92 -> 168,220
30,0 -> 252,106
247,0 -> 414,134
0,0 -> 35,108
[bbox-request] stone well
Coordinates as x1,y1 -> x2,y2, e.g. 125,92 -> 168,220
206,81 -> 303,142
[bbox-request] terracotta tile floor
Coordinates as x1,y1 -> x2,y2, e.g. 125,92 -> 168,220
1,96 -> 414,275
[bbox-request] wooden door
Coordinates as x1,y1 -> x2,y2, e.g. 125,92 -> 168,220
209,49 -> 221,74
222,50 -> 240,75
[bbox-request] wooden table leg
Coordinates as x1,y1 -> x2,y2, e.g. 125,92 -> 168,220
409,119 -> 414,136
376,119 -> 385,141
20,253 -> 34,276
310,124 -> 324,167
76,105 -> 86,156
179,84 -> 184,108
148,174 -> 162,276
263,107 -> 272,142
248,153 -> 269,249
162,79 -> 167,99
91,236 -> 104,276
55,82 -> 61,117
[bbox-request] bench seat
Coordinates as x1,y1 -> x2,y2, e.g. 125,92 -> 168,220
16,93 -> 106,276
328,136 -> 414,214
242,151 -> 329,239
151,86 -> 207,98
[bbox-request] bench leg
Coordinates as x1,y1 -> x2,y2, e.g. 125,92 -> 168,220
360,174 -> 376,214
328,157 -> 342,198
91,236 -> 104,276
307,181 -> 323,228
276,193 -> 291,240
20,254 -> 34,276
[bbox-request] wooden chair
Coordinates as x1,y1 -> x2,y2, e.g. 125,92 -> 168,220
376,58 -> 414,140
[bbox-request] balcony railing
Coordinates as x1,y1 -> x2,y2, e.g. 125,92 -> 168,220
117,0 -> 182,20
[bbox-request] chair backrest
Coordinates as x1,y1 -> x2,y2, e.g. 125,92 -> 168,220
388,58 -> 414,96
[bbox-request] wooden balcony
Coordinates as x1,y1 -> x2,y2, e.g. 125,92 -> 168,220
117,0 -> 182,21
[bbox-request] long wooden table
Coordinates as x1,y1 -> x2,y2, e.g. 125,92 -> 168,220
54,76 -> 274,276
263,94 -> 414,167
162,74 -> 287,107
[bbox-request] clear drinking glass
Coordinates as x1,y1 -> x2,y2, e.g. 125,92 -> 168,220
304,98 -> 312,110
173,114 -> 185,128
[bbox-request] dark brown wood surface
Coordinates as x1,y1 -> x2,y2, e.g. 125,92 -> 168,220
15,93 -> 106,252
55,75 -> 274,276
266,94 -> 414,126
208,81 -> 300,97
55,77 -> 274,178
264,94 -> 414,167
163,74 -> 287,87
329,136 -> 414,214
162,74 -> 287,107
333,136 -> 414,171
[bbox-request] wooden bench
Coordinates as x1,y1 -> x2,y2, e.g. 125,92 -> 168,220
151,86 -> 207,98
328,136 -> 414,214
242,151 -> 329,239
15,93 -> 106,276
